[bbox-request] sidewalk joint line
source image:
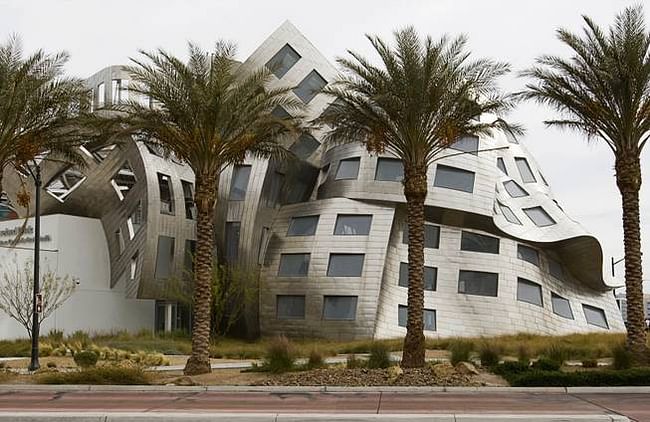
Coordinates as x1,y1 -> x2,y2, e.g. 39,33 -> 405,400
375,391 -> 382,414
568,392 -> 631,421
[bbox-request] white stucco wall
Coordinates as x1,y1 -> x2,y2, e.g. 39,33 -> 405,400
0,214 -> 154,340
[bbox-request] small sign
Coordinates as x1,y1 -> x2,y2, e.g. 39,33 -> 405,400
36,294 -> 43,314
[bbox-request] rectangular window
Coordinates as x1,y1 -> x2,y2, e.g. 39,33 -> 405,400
276,295 -> 305,319
398,262 -> 436,291
503,180 -> 528,197
334,215 -> 372,235
515,157 -> 537,183
402,224 -> 440,248
450,135 -> 479,155
458,270 -> 498,297
551,293 -> 574,319
517,277 -> 543,306
266,44 -> 301,79
322,296 -> 358,320
111,79 -> 127,104
181,180 -> 196,220
497,157 -> 508,175
157,173 -> 174,214
549,259 -> 564,280
498,202 -> 522,225
433,165 -> 475,193
225,222 -> 241,262
290,133 -> 320,159
335,157 -> 360,180
229,165 -> 252,201
517,244 -> 540,267
583,304 -> 609,329
461,231 -> 500,254
97,82 -> 105,108
293,70 -> 327,104
398,305 -> 436,331
155,236 -> 175,279
287,215 -> 319,236
523,206 -> 556,227
327,253 -> 364,277
264,171 -> 284,208
375,158 -> 404,182
278,253 -> 310,277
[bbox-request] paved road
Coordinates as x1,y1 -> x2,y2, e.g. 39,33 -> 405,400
0,390 -> 648,421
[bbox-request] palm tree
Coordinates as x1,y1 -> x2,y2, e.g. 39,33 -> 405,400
0,35 -> 97,206
520,6 -> 650,362
319,27 -> 516,368
119,42 -> 302,375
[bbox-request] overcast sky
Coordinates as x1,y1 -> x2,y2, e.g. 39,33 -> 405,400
1,0 -> 648,291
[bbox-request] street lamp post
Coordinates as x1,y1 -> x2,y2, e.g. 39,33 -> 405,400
27,163 -> 41,372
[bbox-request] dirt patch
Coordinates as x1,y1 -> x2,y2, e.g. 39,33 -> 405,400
154,368 -> 268,386
257,362 -> 503,387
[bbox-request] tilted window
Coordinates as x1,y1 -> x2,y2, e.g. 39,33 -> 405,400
375,158 -> 404,182
155,236 -> 175,279
398,262 -> 436,291
450,135 -> 479,155
503,180 -> 528,198
433,165 -> 475,193
293,70 -> 327,104
181,180 -> 196,220
517,244 -> 540,266
461,231 -> 500,254
157,173 -> 174,215
523,206 -> 556,227
266,44 -> 301,79
583,304 -> 609,329
498,202 -> 522,225
549,258 -> 564,280
458,270 -> 498,297
517,277 -> 543,306
290,133 -> 320,159
551,293 -> 574,319
496,157 -> 508,175
327,253 -> 364,277
276,295 -> 305,319
287,215 -> 319,236
322,296 -> 358,320
278,253 -> 310,277
229,165 -> 251,201
334,215 -> 372,235
403,224 -> 440,248
515,157 -> 537,183
335,157 -> 360,180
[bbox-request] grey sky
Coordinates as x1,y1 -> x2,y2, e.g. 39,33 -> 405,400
1,0 -> 648,290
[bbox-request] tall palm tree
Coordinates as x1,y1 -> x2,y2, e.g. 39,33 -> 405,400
119,42 -> 302,375
520,6 -> 650,361
0,35 -> 97,206
320,27 -> 516,368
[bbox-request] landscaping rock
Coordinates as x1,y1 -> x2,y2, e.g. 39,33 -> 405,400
387,365 -> 403,383
455,361 -> 479,375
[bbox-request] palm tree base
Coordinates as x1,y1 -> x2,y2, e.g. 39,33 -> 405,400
183,355 -> 212,375
401,331 -> 426,368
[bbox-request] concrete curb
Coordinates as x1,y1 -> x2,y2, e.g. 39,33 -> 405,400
1,384 -> 650,394
0,413 -> 631,422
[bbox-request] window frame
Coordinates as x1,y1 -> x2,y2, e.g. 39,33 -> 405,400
433,164 -> 475,193
333,214 -> 373,236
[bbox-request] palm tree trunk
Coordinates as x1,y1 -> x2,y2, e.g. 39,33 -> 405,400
401,164 -> 427,368
184,174 -> 218,375
615,153 -> 647,363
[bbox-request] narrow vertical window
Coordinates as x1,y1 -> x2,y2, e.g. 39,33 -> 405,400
225,222 -> 241,262
515,157 -> 537,183
97,82 -> 105,108
155,236 -> 175,279
181,180 -> 196,220
229,165 -> 252,201
157,173 -> 174,215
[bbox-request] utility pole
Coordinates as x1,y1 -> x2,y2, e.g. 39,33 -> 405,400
27,163 -> 41,372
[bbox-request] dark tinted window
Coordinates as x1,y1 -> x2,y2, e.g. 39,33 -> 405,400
434,165 -> 475,193
266,44 -> 301,79
287,215 -> 319,236
517,278 -> 543,306
327,254 -> 364,277
458,270 -> 498,297
461,231 -> 500,254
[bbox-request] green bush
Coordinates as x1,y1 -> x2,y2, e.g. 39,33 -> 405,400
46,329 -> 64,345
261,335 -> 295,373
532,357 -> 561,371
449,341 -> 474,365
582,359 -> 599,368
37,366 -> 149,385
517,345 -> 531,365
0,340 -> 31,357
367,343 -> 392,369
510,368 -> 650,387
543,344 -> 571,365
305,350 -> 325,370
612,344 -> 633,370
73,350 -> 98,368
479,343 -> 501,367
493,360 -> 530,377
346,354 -> 365,369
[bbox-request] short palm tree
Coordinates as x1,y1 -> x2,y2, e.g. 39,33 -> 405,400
320,27 -> 516,368
520,6 -> 649,361
120,42 -> 302,375
0,35 -> 95,204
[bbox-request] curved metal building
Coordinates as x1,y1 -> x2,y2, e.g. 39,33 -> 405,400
1,21 -> 625,339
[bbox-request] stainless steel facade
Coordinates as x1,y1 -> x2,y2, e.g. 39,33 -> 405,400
1,21 -> 625,339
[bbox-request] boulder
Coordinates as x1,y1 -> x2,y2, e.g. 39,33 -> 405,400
455,361 -> 479,376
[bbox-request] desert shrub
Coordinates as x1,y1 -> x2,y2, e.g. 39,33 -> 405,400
479,343 -> 502,367
46,329 -> 64,345
346,354 -> 365,369
582,359 -> 599,368
46,361 -> 57,369
532,357 -> 561,372
510,368 -> 650,387
0,339 -> 31,357
612,344 -> 633,370
37,366 -> 149,385
543,344 -> 571,365
39,342 -> 53,357
68,331 -> 90,347
305,350 -> 325,370
493,360 -> 530,377
517,345 -> 531,365
449,341 -> 474,365
261,335 -> 295,373
73,350 -> 98,368
367,343 -> 392,369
